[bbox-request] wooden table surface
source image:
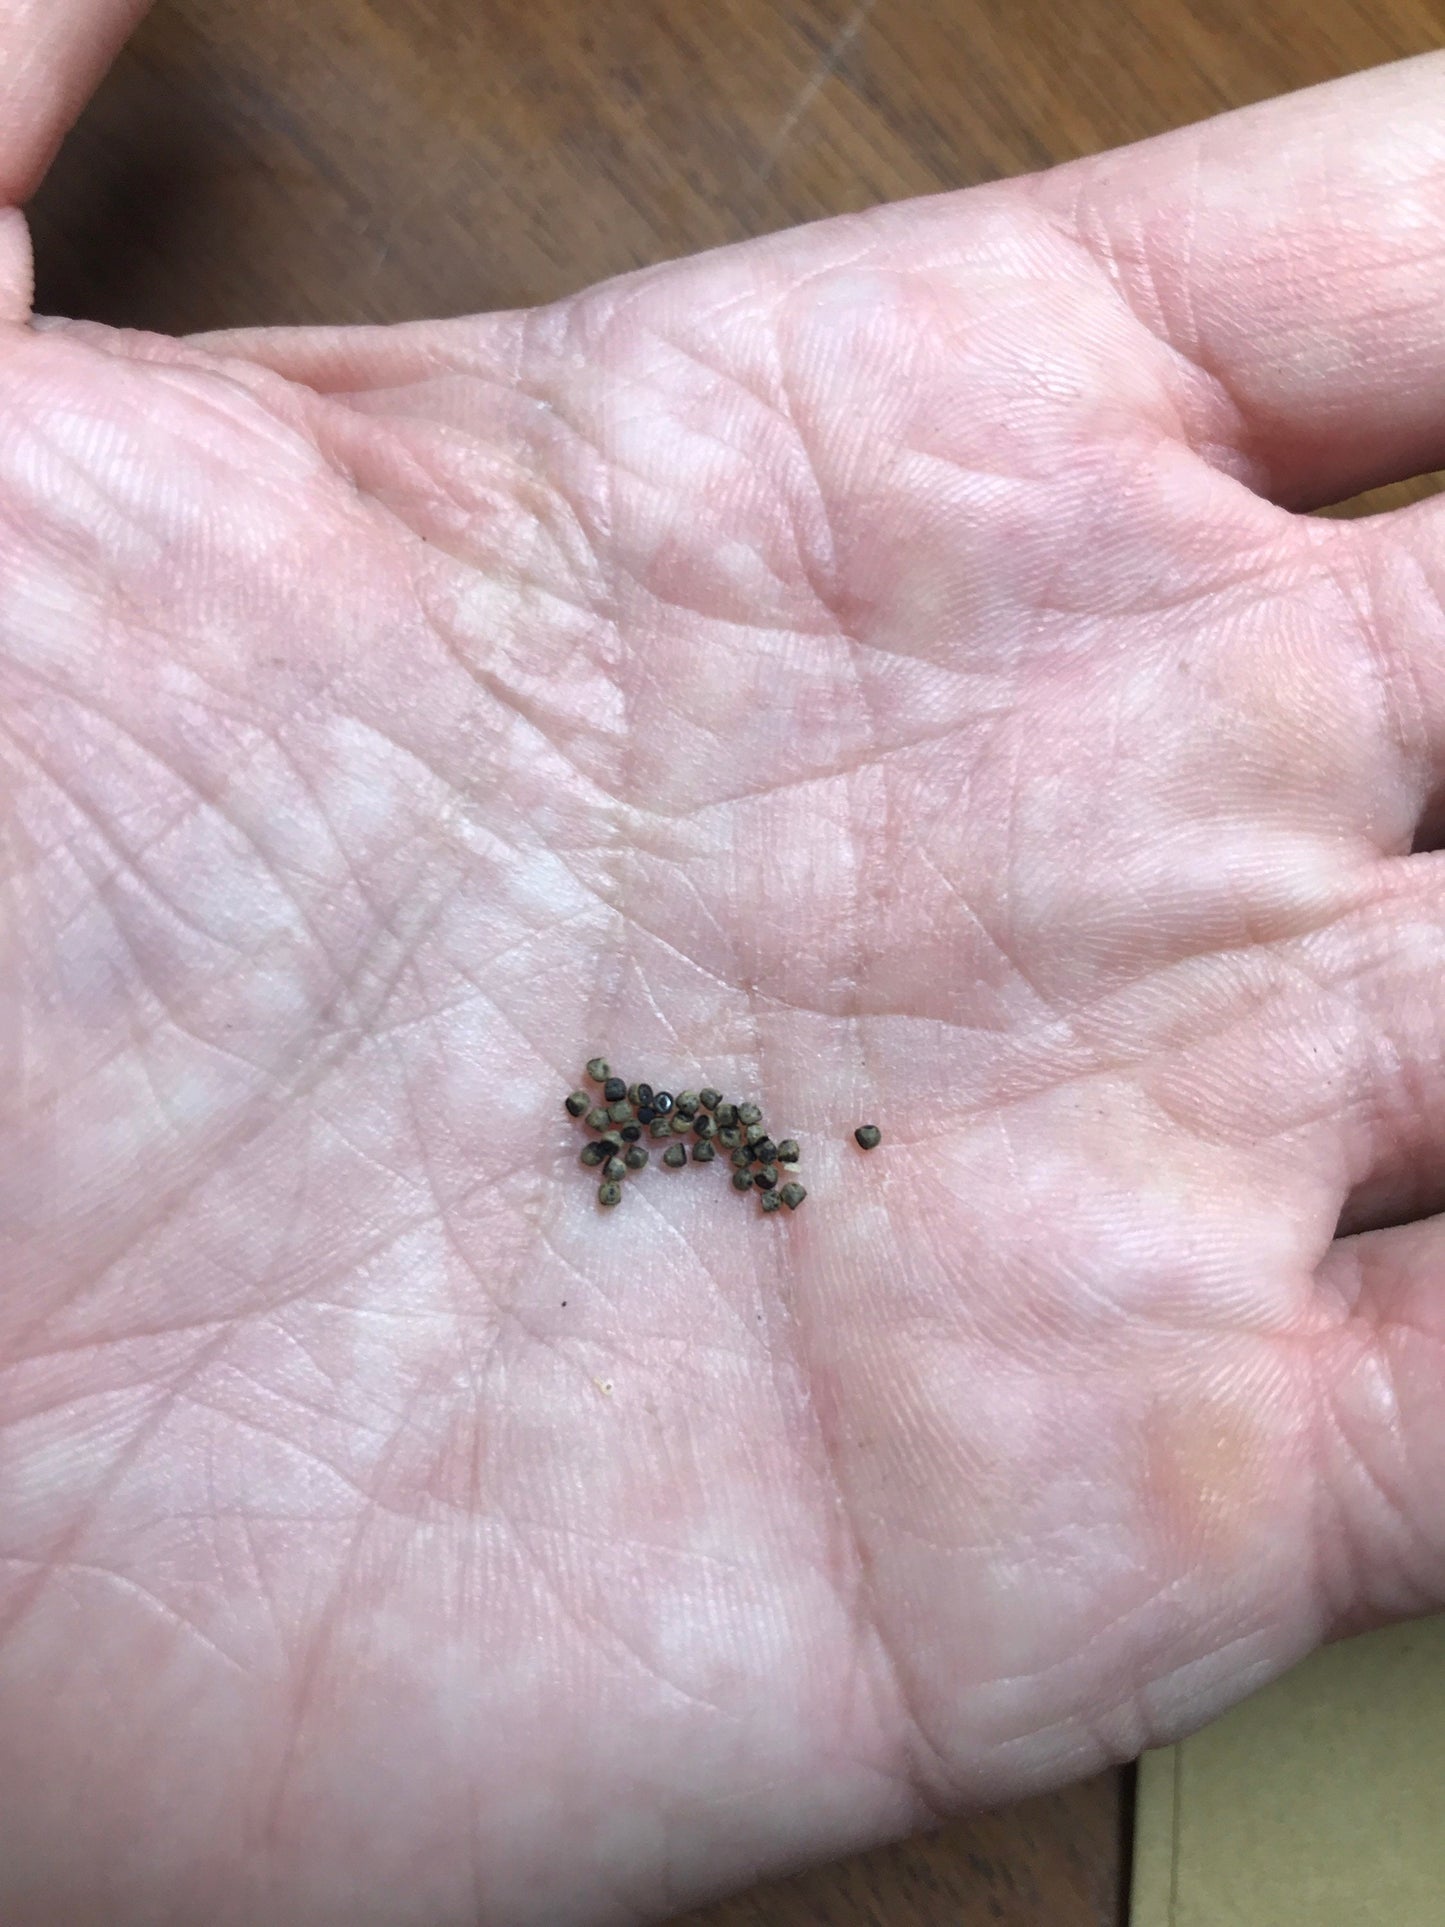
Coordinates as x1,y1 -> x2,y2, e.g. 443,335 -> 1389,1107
28,2 -> 1440,1921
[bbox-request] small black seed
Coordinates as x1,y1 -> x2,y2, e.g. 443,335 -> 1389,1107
620,1124 -> 642,1143
580,1143 -> 605,1167
693,1114 -> 717,1139
585,1107 -> 611,1133
731,1170 -> 754,1192
779,1182 -> 807,1210
777,1140 -> 800,1164
637,1083 -> 654,1106
603,1155 -> 627,1182
586,1058 -> 609,1084
754,1139 -> 778,1165
715,1102 -> 738,1128
719,1126 -> 742,1148
565,1091 -> 589,1117
662,1144 -> 687,1168
855,1125 -> 882,1150
653,1091 -> 675,1115
650,1118 -> 673,1140
608,1100 -> 634,1124
731,1148 -> 752,1169
738,1102 -> 762,1127
754,1166 -> 778,1190
699,1089 -> 721,1112
603,1077 -> 626,1103
760,1189 -> 782,1213
674,1091 -> 699,1118
745,1123 -> 768,1148
637,1105 -> 656,1125
625,1145 -> 649,1171
692,1141 -> 716,1164
598,1180 -> 623,1207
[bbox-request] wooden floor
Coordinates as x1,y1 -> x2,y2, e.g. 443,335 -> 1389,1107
29,2 -> 1441,1920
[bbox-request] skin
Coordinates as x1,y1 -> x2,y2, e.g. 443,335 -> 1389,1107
4,8 -> 1445,1921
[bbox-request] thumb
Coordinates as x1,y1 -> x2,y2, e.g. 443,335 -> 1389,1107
0,0 -> 150,319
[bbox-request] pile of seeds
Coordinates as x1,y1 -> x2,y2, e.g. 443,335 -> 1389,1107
566,1058 -> 807,1213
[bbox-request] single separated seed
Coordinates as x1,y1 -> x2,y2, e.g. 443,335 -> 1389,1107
855,1124 -> 882,1149
602,1076 -> 626,1103
625,1145 -> 649,1170
692,1141 -> 716,1164
779,1182 -> 807,1210
603,1155 -> 627,1182
693,1114 -> 717,1140
719,1126 -> 742,1148
598,1180 -> 623,1207
620,1124 -> 642,1143
737,1102 -> 762,1127
596,1136 -> 622,1157
585,1107 -> 611,1133
776,1140 -> 800,1164
580,1143 -> 605,1168
715,1102 -> 738,1128
745,1123 -> 768,1148
754,1165 -> 778,1190
608,1100 -> 634,1124
753,1138 -> 778,1164
730,1148 -> 752,1170
650,1118 -> 673,1140
652,1091 -> 675,1115
759,1189 -> 782,1213
637,1105 -> 656,1124
674,1091 -> 699,1119
699,1088 -> 721,1112
586,1058 -> 609,1084
636,1083 -> 654,1106
662,1144 -> 687,1168
565,1090 -> 589,1118
731,1170 -> 754,1192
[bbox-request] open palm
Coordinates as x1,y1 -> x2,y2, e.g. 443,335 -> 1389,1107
6,11 -> 1445,1922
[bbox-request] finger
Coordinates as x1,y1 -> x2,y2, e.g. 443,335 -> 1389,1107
1313,1215 -> 1445,1626
0,0 -> 149,208
1030,53 -> 1445,509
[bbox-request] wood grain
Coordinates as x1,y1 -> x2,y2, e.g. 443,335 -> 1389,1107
24,1 -> 1442,1920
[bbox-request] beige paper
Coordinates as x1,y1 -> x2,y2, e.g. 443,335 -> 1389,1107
1132,1617 -> 1445,1926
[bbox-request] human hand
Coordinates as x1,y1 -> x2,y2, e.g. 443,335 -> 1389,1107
6,10 -> 1445,1921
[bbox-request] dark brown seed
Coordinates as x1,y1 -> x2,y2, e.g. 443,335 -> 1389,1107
637,1105 -> 656,1125
585,1107 -> 611,1133
603,1155 -> 627,1182
674,1091 -> 699,1118
598,1180 -> 622,1207
731,1170 -> 754,1192
586,1058 -> 609,1084
779,1182 -> 807,1210
737,1102 -> 762,1127
565,1091 -> 589,1117
692,1141 -> 716,1164
624,1145 -> 649,1171
620,1124 -> 642,1143
608,1100 -> 634,1124
854,1124 -> 882,1150
699,1088 -> 721,1112
650,1118 -> 672,1140
693,1114 -> 717,1139
719,1126 -> 742,1148
653,1091 -> 674,1115
580,1143 -> 605,1167
745,1123 -> 768,1148
760,1189 -> 782,1213
637,1083 -> 654,1106
715,1102 -> 738,1128
670,1115 -> 692,1136
730,1148 -> 751,1169
754,1139 -> 778,1165
662,1144 -> 687,1168
776,1140 -> 800,1164
754,1165 -> 778,1190
603,1077 -> 626,1103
